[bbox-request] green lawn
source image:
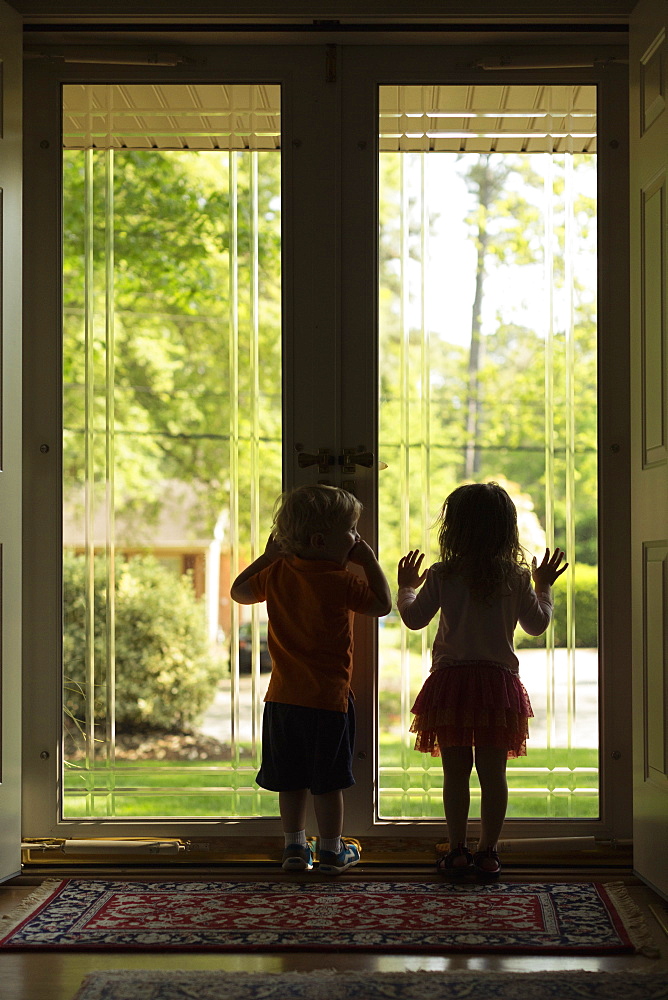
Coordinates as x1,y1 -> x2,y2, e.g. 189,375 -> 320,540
378,742 -> 598,819
63,742 -> 598,820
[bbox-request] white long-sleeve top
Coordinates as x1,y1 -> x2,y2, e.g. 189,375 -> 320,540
397,565 -> 553,674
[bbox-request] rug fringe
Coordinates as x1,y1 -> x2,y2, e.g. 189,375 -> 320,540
0,879 -> 64,938
603,881 -> 661,958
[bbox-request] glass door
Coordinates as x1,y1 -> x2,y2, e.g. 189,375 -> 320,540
23,41 -> 630,845
376,84 -> 599,822
23,44 -> 348,839
339,48 -> 629,843
61,83 -> 283,820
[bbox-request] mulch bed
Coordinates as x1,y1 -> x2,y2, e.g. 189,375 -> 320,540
64,724 -> 246,761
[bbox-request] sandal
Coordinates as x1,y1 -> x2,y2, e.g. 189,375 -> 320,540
436,843 -> 474,874
473,848 -> 501,879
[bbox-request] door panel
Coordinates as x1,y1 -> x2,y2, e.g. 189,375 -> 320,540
60,89 -> 283,820
630,0 -> 668,899
22,45 -> 342,838
376,111 -> 600,821
0,0 -> 22,882
342,46 -> 630,840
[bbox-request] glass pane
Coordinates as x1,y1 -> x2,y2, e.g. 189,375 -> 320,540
62,84 -> 282,819
378,85 -> 598,820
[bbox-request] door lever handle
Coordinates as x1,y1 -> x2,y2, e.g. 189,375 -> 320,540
340,450 -> 388,472
297,448 -> 335,474
341,451 -> 375,469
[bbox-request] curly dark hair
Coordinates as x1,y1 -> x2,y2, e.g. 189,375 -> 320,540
436,482 -> 529,601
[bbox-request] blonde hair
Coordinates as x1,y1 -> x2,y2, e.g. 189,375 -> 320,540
436,482 -> 529,601
272,485 -> 362,555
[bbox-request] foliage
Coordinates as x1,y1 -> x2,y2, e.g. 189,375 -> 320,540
63,149 -> 282,546
378,152 -> 598,584
63,145 -> 597,570
516,562 -> 598,649
63,552 -> 220,733
62,145 -> 599,720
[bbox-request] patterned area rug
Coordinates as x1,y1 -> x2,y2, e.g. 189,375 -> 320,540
73,970 -> 668,1000
0,878 -> 659,954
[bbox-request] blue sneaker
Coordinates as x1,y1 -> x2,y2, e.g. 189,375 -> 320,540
281,843 -> 314,871
318,837 -> 361,875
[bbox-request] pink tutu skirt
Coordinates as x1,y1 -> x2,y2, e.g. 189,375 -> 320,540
410,659 -> 534,759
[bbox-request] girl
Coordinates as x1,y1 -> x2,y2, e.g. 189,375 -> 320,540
397,482 -> 567,879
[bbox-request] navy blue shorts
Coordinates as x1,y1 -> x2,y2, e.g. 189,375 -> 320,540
256,696 -> 356,796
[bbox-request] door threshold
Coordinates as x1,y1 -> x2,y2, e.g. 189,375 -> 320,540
21,837 -> 633,869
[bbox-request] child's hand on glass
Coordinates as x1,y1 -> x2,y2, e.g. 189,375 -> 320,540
532,547 -> 568,588
397,549 -> 428,589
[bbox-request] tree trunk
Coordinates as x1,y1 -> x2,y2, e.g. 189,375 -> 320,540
463,155 -> 492,480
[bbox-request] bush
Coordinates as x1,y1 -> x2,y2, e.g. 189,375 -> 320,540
63,552 -> 220,733
516,563 -> 598,648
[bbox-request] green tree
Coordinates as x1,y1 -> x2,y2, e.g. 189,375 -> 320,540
459,154 -> 543,479
63,148 -> 283,545
465,156 -> 598,563
378,152 -> 598,581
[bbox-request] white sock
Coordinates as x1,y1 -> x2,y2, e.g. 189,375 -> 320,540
320,836 -> 341,854
284,830 -> 307,848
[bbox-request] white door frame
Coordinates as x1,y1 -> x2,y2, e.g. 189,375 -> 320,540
0,0 -> 23,883
629,0 -> 668,900
22,37 -> 633,845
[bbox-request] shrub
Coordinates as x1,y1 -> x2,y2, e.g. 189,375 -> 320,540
63,552 -> 220,732
516,563 -> 598,649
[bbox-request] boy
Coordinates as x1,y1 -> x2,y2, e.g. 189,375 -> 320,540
231,484 -> 392,874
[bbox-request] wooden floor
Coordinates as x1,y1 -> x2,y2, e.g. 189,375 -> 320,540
0,868 -> 666,1000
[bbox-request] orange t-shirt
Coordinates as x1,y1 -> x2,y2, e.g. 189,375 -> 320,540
249,555 -> 377,712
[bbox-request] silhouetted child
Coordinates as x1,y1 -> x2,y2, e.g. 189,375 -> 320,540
231,484 -> 391,873
397,482 -> 567,879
